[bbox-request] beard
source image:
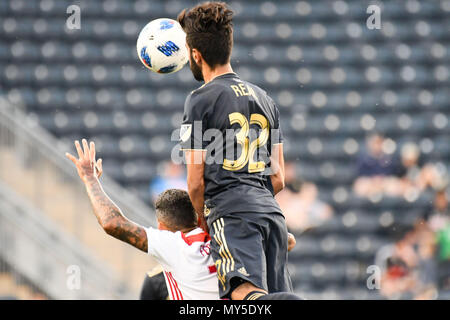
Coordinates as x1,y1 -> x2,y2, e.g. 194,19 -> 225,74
189,50 -> 204,82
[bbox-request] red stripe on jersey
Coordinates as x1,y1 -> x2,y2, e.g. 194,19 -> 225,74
165,271 -> 178,300
181,231 -> 211,245
167,272 -> 183,300
168,272 -> 183,300
170,273 -> 181,300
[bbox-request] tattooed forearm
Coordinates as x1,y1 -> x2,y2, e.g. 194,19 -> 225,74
84,176 -> 148,252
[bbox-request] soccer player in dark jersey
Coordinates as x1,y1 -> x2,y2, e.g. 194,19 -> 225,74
177,2 -> 301,300
139,265 -> 169,300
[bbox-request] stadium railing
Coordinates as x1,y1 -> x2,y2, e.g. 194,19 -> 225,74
0,181 -> 128,299
0,98 -> 157,298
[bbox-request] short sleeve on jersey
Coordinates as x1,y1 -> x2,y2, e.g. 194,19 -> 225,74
144,227 -> 180,269
179,91 -> 209,151
272,102 -> 284,144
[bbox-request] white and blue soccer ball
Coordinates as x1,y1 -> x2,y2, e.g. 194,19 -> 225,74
136,18 -> 189,74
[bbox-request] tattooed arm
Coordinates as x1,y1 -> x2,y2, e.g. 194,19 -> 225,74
83,175 -> 148,252
66,139 -> 148,252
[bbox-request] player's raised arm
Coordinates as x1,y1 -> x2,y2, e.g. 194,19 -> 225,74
65,139 -> 148,252
184,149 -> 208,232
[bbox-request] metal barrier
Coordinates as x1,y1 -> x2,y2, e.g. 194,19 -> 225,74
0,98 -> 157,298
0,181 -> 127,299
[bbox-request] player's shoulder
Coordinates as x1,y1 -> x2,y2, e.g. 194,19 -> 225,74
146,227 -> 179,240
184,77 -> 236,115
244,80 -> 276,105
184,84 -> 218,111
188,77 -> 232,101
240,78 -> 268,96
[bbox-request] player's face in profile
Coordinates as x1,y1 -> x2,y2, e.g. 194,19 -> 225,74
189,49 -> 204,82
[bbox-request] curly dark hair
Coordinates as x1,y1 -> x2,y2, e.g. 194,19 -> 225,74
155,189 -> 197,230
177,1 -> 234,68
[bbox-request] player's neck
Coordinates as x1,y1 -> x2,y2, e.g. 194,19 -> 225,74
181,227 -> 197,234
202,63 -> 234,84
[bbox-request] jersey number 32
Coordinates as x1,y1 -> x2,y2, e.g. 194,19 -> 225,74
223,112 -> 269,173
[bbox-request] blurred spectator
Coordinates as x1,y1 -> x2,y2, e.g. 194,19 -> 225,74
380,256 -> 416,299
357,133 -> 397,176
436,226 -> 450,262
427,187 -> 449,234
379,187 -> 450,297
276,162 -> 333,233
379,219 -> 438,300
354,136 -> 445,198
149,161 -> 187,200
353,133 -> 401,197
394,143 -> 444,196
381,208 -> 439,300
424,186 -> 450,291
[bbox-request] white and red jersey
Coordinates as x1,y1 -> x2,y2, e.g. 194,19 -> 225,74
144,227 -> 219,300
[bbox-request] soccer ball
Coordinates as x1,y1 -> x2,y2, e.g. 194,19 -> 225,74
136,18 -> 189,74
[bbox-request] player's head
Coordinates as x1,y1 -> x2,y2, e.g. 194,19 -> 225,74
154,189 -> 197,232
177,1 -> 234,81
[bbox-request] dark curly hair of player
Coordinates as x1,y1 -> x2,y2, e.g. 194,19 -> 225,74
155,189 -> 197,231
177,1 -> 234,68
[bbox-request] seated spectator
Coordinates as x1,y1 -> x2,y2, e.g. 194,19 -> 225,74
149,161 -> 187,201
428,187 -> 450,264
379,219 -> 438,300
354,136 -> 445,199
422,185 -> 450,292
394,143 -> 444,196
427,186 -> 449,233
276,162 -> 333,233
380,256 -> 416,299
357,133 -> 398,177
436,226 -> 450,262
353,133 -> 401,197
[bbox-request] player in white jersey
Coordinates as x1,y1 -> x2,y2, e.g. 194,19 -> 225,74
145,213 -> 218,300
140,230 -> 297,300
66,139 -> 219,300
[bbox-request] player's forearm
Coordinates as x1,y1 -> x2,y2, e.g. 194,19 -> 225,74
187,180 -> 209,232
84,175 -> 124,229
83,176 -> 148,251
269,160 -> 285,195
188,182 -> 205,217
269,145 -> 285,195
270,174 -> 285,195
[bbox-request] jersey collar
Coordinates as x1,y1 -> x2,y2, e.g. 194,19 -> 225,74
213,72 -> 238,80
181,227 -> 211,245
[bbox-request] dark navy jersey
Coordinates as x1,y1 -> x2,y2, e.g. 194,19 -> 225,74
179,73 -> 284,219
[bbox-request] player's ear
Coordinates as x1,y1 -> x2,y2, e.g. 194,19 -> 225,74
191,48 -> 202,64
157,220 -> 170,231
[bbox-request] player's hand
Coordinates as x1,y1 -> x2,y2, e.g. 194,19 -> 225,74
287,232 -> 296,252
65,139 -> 103,183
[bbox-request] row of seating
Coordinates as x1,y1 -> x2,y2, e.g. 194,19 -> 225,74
2,0 -> 449,20
4,84 -> 449,115
23,108 -> 449,132
2,64 -> 448,91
